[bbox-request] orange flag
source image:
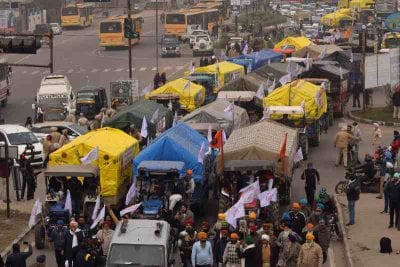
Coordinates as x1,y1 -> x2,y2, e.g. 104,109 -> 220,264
210,130 -> 224,149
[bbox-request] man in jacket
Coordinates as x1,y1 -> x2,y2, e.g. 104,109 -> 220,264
288,202 -> 307,236
301,163 -> 320,209
219,184 -> 232,213
49,220 -> 67,267
345,175 -> 361,226
64,221 -> 84,267
387,173 -> 400,229
297,233 -> 323,267
5,242 -> 32,267
352,80 -> 362,108
392,89 -> 400,119
214,230 -> 228,266
334,126 -> 357,168
223,233 -> 241,267
236,236 -> 262,267
314,219 -> 330,264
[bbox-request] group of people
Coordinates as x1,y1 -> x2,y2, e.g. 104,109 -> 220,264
153,71 -> 167,89
199,56 -> 217,67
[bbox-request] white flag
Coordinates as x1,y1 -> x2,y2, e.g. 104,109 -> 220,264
267,79 -> 276,93
91,195 -> 101,221
65,190 -> 72,215
318,47 -> 327,60
246,63 -> 252,74
224,102 -> 234,119
220,49 -> 226,60
141,84 -> 153,96
279,73 -> 291,86
350,51 -> 353,63
125,182 -> 137,206
261,104 -> 270,121
151,108 -> 159,123
207,124 -> 212,143
339,66 -> 343,79
268,58 -> 271,65
141,116 -> 148,138
224,201 -> 245,228
183,80 -> 190,91
242,43 -> 249,55
189,62 -> 195,74
172,111 -> 178,127
222,130 -> 227,144
197,142 -> 206,164
120,202 -> 142,217
100,113 -> 105,128
81,146 -> 99,165
301,99 -> 306,111
239,180 -> 260,204
90,205 -> 105,229
258,188 -> 278,208
293,147 -> 304,163
29,199 -> 42,228
256,83 -> 265,100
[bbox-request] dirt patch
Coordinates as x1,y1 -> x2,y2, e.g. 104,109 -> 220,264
0,209 -> 30,252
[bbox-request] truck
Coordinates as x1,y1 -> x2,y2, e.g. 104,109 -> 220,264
76,86 -> 108,119
107,219 -> 176,267
34,75 -> 75,122
0,61 -> 11,107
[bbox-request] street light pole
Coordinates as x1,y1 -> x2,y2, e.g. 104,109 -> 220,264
361,25 -> 366,111
156,0 -> 159,72
128,0 -> 133,79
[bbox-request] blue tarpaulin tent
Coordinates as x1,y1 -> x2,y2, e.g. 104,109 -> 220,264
133,122 -> 209,183
227,49 -> 282,71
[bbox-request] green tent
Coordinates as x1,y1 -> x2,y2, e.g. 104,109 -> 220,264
104,99 -> 174,138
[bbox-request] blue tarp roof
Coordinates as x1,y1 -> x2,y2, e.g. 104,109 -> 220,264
133,123 -> 209,183
227,49 -> 282,71
137,161 -> 186,178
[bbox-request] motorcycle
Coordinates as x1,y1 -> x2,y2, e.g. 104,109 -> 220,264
335,167 -> 380,194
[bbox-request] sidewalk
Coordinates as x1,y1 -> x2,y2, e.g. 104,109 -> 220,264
337,194 -> 400,267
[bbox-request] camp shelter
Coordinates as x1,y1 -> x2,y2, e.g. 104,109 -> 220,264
133,122 -> 209,183
227,49 -> 283,71
219,77 -> 259,93
193,61 -> 245,88
263,79 -> 327,121
250,62 -> 290,83
103,99 -> 173,138
293,44 -> 343,59
49,127 -> 140,204
220,120 -> 298,176
145,78 -> 205,112
321,12 -> 355,27
180,99 -> 250,136
274,36 -> 311,51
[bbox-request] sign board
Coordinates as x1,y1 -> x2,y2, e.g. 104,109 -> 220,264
0,145 -> 19,159
241,0 -> 251,5
365,48 -> 399,89
231,0 -> 240,5
122,147 -> 134,168
110,80 -> 139,105
231,5 -> 240,15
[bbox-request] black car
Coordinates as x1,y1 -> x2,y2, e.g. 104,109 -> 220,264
161,35 -> 181,57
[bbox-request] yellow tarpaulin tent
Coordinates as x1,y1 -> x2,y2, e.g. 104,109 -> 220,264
274,36 -> 311,51
49,127 -> 140,203
263,79 -> 327,120
349,0 -> 375,9
145,78 -> 205,112
192,61 -> 245,89
321,12 -> 355,27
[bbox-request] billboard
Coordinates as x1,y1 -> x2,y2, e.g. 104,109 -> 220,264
0,9 -> 17,32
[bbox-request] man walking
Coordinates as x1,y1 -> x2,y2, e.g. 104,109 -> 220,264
301,163 -> 320,209
49,220 -> 67,267
192,232 -> 213,267
387,173 -> 400,229
352,80 -> 362,108
297,233 -> 323,267
372,123 -> 382,150
345,175 -> 361,226
334,126 -> 357,167
223,233 -> 241,267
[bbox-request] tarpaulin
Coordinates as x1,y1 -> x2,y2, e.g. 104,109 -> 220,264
133,123 -> 209,183
227,49 -> 283,70
49,128 -> 140,201
274,36 -> 311,51
192,61 -> 245,87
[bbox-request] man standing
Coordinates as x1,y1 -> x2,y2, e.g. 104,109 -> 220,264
64,221 -> 84,267
301,163 -> 320,209
372,123 -> 382,150
315,219 -> 330,264
288,203 -> 307,236
5,242 -> 32,267
49,220 -> 66,267
352,80 -> 362,108
334,126 -> 356,167
95,221 -> 114,256
345,175 -> 361,226
184,169 -> 195,202
387,173 -> 400,229
214,230 -> 228,267
192,232 -> 213,267
352,122 -> 362,163
223,233 -> 242,267
297,233 -> 323,267
392,88 -> 400,119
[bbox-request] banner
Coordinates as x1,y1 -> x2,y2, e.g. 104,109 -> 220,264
258,188 -> 278,207
224,201 -> 245,228
120,202 -> 142,217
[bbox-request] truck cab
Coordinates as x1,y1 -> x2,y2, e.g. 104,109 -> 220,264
34,75 -> 75,122
107,219 -> 175,267
76,86 -> 108,119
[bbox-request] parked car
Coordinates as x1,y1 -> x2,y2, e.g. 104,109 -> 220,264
50,23 -> 62,35
192,35 -> 214,57
30,122 -> 88,142
161,35 -> 181,57
0,125 -> 44,166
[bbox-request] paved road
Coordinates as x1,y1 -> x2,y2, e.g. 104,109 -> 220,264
0,9 -> 194,124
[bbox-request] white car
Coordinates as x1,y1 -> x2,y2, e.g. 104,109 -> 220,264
30,122 -> 88,142
0,125 -> 44,166
50,23 -> 62,35
189,30 -> 209,48
192,35 -> 214,57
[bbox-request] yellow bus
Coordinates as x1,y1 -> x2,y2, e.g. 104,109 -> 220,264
194,1 -> 230,19
61,3 -> 94,28
164,9 -> 220,38
99,16 -> 144,49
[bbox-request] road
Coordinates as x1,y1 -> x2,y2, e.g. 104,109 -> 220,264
0,8 -> 355,267
0,9 -> 194,124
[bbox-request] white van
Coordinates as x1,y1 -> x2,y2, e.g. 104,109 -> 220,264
34,75 -> 76,122
0,125 -> 44,166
